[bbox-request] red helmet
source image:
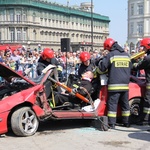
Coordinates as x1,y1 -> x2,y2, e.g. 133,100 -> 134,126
79,51 -> 91,62
140,38 -> 150,50
42,48 -> 54,60
103,38 -> 115,50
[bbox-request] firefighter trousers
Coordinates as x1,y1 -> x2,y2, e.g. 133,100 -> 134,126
107,91 -> 130,125
142,89 -> 150,122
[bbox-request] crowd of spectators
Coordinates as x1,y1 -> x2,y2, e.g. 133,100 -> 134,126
0,45 -> 145,80
0,46 -> 102,79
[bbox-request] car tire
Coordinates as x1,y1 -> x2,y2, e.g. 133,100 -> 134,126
129,98 -> 142,124
11,107 -> 39,137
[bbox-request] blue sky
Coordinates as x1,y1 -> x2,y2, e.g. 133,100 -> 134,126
50,0 -> 128,46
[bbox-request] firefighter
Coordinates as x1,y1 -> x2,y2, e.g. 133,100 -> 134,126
133,38 -> 150,125
98,38 -> 132,129
37,48 -> 59,77
67,51 -> 96,87
77,51 -> 100,100
67,51 -> 101,101
36,48 -> 62,97
77,51 -> 96,77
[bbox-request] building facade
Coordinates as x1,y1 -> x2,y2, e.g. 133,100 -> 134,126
0,0 -> 110,52
128,0 -> 150,52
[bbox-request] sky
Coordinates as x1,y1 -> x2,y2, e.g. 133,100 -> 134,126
50,0 -> 128,46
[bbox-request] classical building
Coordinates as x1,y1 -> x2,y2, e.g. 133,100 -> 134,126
0,0 -> 110,52
128,0 -> 150,52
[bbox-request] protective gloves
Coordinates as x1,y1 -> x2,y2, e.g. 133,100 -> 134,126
95,57 -> 103,66
132,63 -> 138,69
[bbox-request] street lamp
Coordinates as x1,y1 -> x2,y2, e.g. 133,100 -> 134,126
91,0 -> 93,51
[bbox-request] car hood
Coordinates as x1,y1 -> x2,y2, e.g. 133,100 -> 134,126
0,63 -> 35,85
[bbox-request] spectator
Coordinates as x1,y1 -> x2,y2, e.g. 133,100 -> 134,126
3,50 -> 12,67
0,50 -> 5,63
11,49 -> 21,71
131,50 -> 136,56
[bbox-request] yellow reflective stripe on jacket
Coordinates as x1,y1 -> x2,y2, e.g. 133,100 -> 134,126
110,56 -> 131,64
96,67 -> 108,75
143,107 -> 150,114
110,56 -> 130,68
73,84 -> 79,88
146,83 -> 150,90
108,84 -> 129,91
107,111 -> 117,117
57,66 -> 63,71
122,111 -> 130,117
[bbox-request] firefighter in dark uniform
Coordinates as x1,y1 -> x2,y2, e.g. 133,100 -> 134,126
77,51 -> 100,100
98,38 -> 132,129
67,51 -> 96,90
77,51 -> 96,77
37,48 -> 59,77
133,38 -> 150,125
36,48 -> 61,98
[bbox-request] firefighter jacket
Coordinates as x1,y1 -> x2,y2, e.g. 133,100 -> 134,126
37,56 -> 59,75
133,51 -> 150,118
98,43 -> 132,92
78,60 -> 96,78
133,51 -> 150,87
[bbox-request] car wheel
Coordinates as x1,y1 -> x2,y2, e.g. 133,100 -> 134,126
11,107 -> 39,137
129,98 -> 142,124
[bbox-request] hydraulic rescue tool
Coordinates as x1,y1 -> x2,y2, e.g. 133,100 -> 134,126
130,51 -> 145,60
48,76 -> 90,104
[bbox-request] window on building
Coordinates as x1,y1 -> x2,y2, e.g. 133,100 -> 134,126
49,19 -> 51,26
130,22 -> 134,34
10,28 -> 15,42
137,22 -> 143,34
33,30 -> 36,41
0,32 -> 1,42
23,28 -> 27,41
54,14 -> 56,20
2,10 -> 6,21
9,9 -> 14,22
17,28 -> 22,41
131,4 -> 134,16
45,19 -> 47,26
16,13 -> 21,22
63,21 -> 65,27
40,18 -> 43,25
23,13 -> 27,22
72,33 -> 75,37
33,13 -> 36,22
137,4 -> 144,15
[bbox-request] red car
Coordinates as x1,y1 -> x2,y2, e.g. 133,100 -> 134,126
0,63 -> 145,137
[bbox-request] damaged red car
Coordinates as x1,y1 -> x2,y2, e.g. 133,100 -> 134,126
0,63 -> 145,137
